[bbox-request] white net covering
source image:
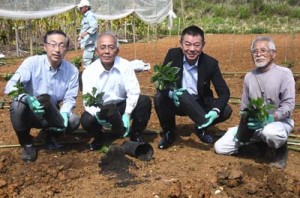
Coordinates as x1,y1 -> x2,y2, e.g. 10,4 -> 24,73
0,0 -> 175,26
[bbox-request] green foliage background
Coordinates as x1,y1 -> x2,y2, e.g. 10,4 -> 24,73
0,0 -> 299,51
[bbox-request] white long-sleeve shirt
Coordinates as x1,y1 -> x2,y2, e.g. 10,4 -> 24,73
241,64 -> 295,120
82,56 -> 140,116
4,55 -> 79,115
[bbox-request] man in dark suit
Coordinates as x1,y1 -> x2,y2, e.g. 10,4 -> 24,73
154,25 -> 232,149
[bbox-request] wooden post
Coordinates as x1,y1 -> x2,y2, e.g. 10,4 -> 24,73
132,15 -> 136,59
74,8 -> 78,51
28,20 -> 33,56
13,25 -> 19,57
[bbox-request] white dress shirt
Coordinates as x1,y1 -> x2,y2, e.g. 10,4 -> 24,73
82,56 -> 140,116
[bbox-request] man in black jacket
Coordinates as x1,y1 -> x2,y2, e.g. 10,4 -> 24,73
154,25 -> 232,149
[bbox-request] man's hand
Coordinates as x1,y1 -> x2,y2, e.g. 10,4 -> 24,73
247,114 -> 274,130
122,114 -> 131,137
26,95 -> 45,116
60,112 -> 68,128
168,88 -> 186,107
80,32 -> 89,39
198,110 -> 219,129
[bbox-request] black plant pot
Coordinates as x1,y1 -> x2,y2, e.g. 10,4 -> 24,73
235,113 -> 255,143
121,141 -> 154,161
37,94 -> 65,128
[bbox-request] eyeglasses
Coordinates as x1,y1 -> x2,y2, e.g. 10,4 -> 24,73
46,42 -> 67,50
251,48 -> 273,56
98,45 -> 117,51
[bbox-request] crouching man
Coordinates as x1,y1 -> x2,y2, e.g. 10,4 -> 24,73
4,30 -> 80,162
80,32 -> 152,151
214,36 -> 295,169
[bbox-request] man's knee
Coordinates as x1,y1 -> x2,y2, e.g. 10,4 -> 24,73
261,124 -> 288,149
214,140 -> 227,155
69,114 -> 80,131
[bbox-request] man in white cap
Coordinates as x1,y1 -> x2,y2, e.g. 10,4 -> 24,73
77,0 -> 98,68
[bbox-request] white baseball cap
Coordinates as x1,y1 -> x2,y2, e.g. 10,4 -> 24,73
77,0 -> 91,8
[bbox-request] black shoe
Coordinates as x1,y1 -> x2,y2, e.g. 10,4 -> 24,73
45,135 -> 63,150
158,131 -> 175,149
270,143 -> 288,169
22,144 -> 37,162
196,129 -> 214,144
89,137 -> 102,151
130,133 -> 144,143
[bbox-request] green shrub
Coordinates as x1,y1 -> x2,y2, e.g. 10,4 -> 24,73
239,6 -> 251,19
288,0 -> 300,6
250,27 -> 267,34
72,57 -> 82,69
281,60 -> 295,69
289,8 -> 300,18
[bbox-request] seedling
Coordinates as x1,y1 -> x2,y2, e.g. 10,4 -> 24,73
242,97 -> 274,122
82,87 -> 104,107
151,61 -> 180,90
8,79 -> 26,98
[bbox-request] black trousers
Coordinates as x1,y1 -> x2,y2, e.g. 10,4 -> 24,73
154,90 -> 232,132
10,95 -> 80,146
80,95 -> 152,138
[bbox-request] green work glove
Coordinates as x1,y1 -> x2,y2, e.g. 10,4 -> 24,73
26,95 -> 45,116
168,88 -> 186,107
198,110 -> 219,129
122,114 -> 131,137
60,112 -> 68,128
95,114 -> 112,128
247,114 -> 274,130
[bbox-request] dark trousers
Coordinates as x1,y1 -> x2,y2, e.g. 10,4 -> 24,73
154,91 -> 232,132
80,95 -> 152,138
10,95 -> 80,146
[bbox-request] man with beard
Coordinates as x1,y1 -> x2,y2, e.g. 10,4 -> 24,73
214,36 -> 295,169
154,25 -> 232,149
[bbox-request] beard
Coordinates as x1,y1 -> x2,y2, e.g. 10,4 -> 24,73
254,57 -> 272,68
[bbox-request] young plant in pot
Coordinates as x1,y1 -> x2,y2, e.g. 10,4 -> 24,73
150,61 -> 180,92
8,79 -> 65,128
82,87 -> 104,108
235,97 -> 274,142
82,87 -> 112,128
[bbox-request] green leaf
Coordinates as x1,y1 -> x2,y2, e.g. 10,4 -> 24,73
245,97 -> 274,122
82,87 -> 105,107
8,79 -> 26,98
150,61 -> 180,90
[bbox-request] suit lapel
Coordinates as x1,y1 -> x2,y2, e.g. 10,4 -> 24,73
197,53 -> 206,96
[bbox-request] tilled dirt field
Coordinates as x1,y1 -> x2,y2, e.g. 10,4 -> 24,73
0,34 -> 299,197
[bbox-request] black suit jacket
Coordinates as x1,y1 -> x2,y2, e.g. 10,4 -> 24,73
162,47 -> 230,112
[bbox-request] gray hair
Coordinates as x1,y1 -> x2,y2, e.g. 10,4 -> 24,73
250,36 -> 276,52
96,32 -> 120,48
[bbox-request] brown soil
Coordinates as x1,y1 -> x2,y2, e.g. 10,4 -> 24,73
0,34 -> 300,197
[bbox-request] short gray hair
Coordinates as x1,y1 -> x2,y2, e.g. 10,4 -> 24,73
96,32 -> 120,48
250,36 -> 276,52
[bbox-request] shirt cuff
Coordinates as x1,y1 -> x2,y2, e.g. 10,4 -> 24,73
212,108 -> 220,115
